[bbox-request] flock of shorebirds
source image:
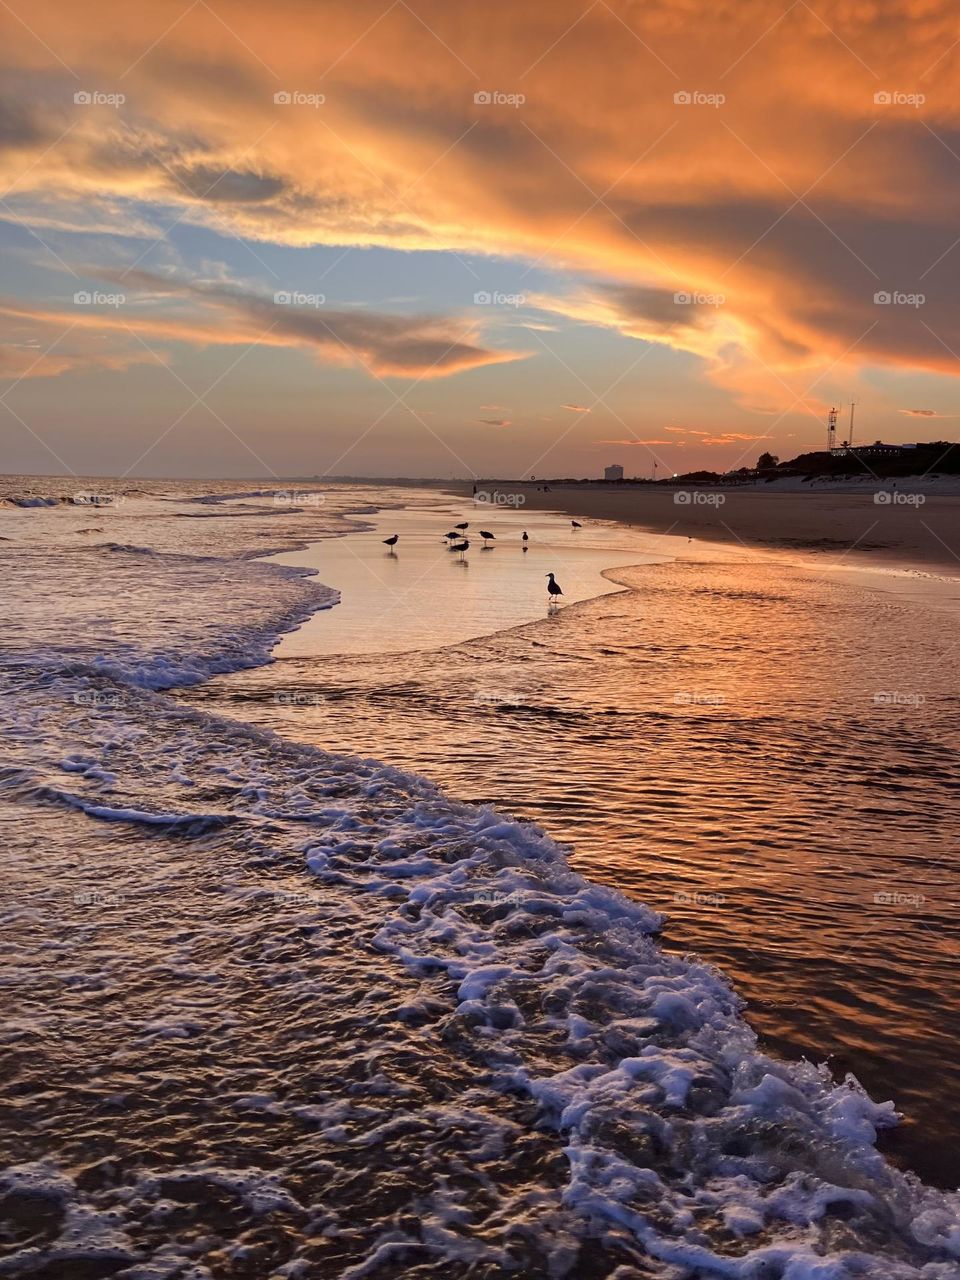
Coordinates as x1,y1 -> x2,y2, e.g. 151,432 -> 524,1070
381,520 -> 585,604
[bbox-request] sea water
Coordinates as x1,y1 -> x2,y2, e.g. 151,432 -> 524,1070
2,477 -> 958,1279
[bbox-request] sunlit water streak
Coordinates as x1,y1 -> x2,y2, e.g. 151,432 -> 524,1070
188,500 -> 960,1189
268,503 -> 676,656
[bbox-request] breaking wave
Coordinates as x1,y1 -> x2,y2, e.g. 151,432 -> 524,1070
0,483 -> 958,1278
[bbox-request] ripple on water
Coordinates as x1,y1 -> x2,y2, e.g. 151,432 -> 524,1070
187,555 -> 960,1188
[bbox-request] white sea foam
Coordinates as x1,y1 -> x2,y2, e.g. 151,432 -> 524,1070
4,672 -> 957,1275
0,482 -> 958,1278
0,541 -> 338,690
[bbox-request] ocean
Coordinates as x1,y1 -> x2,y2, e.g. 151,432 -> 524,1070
1,476 -> 958,1279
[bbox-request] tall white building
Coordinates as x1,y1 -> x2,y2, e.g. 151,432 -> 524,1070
604,464 -> 624,481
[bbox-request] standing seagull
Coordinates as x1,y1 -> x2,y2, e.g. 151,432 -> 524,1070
546,572 -> 563,606
383,534 -> 399,550
455,521 -> 469,531
479,530 -> 495,547
571,520 -> 582,530
522,531 -> 529,552
453,539 -> 469,561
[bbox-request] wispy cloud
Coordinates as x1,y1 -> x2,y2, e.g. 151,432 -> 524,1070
596,437 -> 673,446
5,0 -> 960,467
2,272 -> 530,380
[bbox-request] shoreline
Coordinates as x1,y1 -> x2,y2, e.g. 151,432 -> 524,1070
457,481 -> 960,578
180,484 -> 960,1190
5,480 -> 960,1273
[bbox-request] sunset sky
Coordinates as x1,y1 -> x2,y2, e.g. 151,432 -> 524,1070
3,0 -> 960,478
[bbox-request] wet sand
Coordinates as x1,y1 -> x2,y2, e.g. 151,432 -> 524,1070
184,488 -> 960,1187
465,482 -> 960,576
267,503 -> 679,657
5,476 -> 960,1280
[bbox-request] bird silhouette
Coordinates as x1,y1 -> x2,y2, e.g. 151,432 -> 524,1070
452,539 -> 469,560
455,521 -> 469,531
383,534 -> 399,550
571,520 -> 582,530
522,531 -> 529,552
479,530 -> 495,547
546,572 -> 563,605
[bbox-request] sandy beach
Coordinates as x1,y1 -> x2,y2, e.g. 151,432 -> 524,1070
3,476 -> 959,1280
478,480 -> 960,576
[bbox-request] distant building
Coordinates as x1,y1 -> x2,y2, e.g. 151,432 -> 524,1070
603,464 -> 624,481
830,440 -> 915,458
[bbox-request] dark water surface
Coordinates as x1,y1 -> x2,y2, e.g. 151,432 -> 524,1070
185,508 -> 960,1189
3,478 -> 959,1279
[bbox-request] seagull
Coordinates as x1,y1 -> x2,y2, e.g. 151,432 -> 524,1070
571,520 -> 582,530
444,531 -> 460,542
455,521 -> 469,531
453,539 -> 469,560
522,531 -> 529,552
546,572 -> 563,604
479,530 -> 495,546
383,534 -> 399,549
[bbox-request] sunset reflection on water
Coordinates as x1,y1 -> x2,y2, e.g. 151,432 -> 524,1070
187,523 -> 960,1186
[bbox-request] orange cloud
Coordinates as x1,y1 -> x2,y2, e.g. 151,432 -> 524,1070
596,438 -> 674,446
0,272 -> 528,380
4,0 -> 960,412
698,433 -> 771,445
